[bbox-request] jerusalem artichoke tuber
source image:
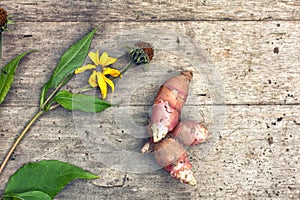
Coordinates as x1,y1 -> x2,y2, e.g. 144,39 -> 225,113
147,71 -> 193,143
170,120 -> 209,146
154,138 -> 196,186
142,70 -> 211,186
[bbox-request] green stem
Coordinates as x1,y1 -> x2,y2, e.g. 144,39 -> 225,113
49,103 -> 60,111
0,110 -> 45,175
0,33 -> 2,67
0,73 -> 73,174
40,75 -> 71,109
76,84 -> 93,93
0,72 -> 78,174
120,61 -> 135,75
40,86 -> 60,109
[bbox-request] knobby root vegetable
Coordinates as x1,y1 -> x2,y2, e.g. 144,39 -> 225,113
147,71 -> 193,143
154,138 -> 196,186
170,120 -> 209,146
142,70 -> 210,186
142,119 -> 209,153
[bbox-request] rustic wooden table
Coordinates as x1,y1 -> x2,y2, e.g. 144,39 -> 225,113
0,0 -> 299,199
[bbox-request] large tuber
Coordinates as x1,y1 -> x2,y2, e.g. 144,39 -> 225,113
147,71 -> 193,143
154,138 -> 196,186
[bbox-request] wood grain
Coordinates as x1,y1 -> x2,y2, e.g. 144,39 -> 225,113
1,0 -> 300,22
0,22 -> 299,106
0,0 -> 299,199
0,105 -> 298,199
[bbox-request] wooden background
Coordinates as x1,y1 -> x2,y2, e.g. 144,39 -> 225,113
0,0 -> 299,199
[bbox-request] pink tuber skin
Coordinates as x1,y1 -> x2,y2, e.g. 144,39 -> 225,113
154,138 -> 196,186
142,119 -> 209,153
147,71 -> 193,143
170,120 -> 209,146
141,71 -> 209,186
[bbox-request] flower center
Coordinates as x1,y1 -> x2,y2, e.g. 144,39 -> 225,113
96,65 -> 103,73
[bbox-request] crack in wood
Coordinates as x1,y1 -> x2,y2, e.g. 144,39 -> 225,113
20,2 -> 38,5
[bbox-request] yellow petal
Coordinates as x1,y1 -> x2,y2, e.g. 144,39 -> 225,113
97,72 -> 108,99
88,51 -> 100,65
105,57 -> 118,66
75,64 -> 96,74
103,68 -> 121,77
88,70 -> 98,87
103,75 -> 115,92
99,52 -> 109,67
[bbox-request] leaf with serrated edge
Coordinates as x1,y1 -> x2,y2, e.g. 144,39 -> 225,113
4,160 -> 99,199
39,29 -> 96,107
54,90 -> 111,112
0,50 -> 35,105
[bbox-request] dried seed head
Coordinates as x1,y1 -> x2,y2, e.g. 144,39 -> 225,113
0,7 -> 8,33
0,7 -> 8,27
128,42 -> 154,65
136,42 -> 154,61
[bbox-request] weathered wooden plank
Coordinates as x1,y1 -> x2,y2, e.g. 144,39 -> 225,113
0,2 -> 299,199
0,105 -> 299,199
0,21 -> 299,107
1,0 -> 300,22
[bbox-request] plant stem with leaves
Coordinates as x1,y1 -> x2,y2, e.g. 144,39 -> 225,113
0,29 -> 154,175
0,29 -> 104,175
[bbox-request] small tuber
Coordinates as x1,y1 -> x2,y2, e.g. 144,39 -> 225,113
147,71 -> 193,143
170,120 -> 209,146
154,138 -> 196,186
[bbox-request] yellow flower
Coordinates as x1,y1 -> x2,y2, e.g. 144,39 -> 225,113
75,51 -> 121,99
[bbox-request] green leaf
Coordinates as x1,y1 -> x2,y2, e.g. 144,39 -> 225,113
49,28 -> 97,87
0,50 -> 35,105
54,90 -> 111,112
39,28 -> 97,107
4,191 -> 52,200
4,160 -> 99,199
39,83 -> 49,108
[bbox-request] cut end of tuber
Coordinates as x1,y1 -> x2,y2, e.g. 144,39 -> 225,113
192,123 -> 209,145
151,124 -> 168,143
167,155 -> 197,186
141,141 -> 155,154
176,168 -> 197,186
154,138 -> 197,186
